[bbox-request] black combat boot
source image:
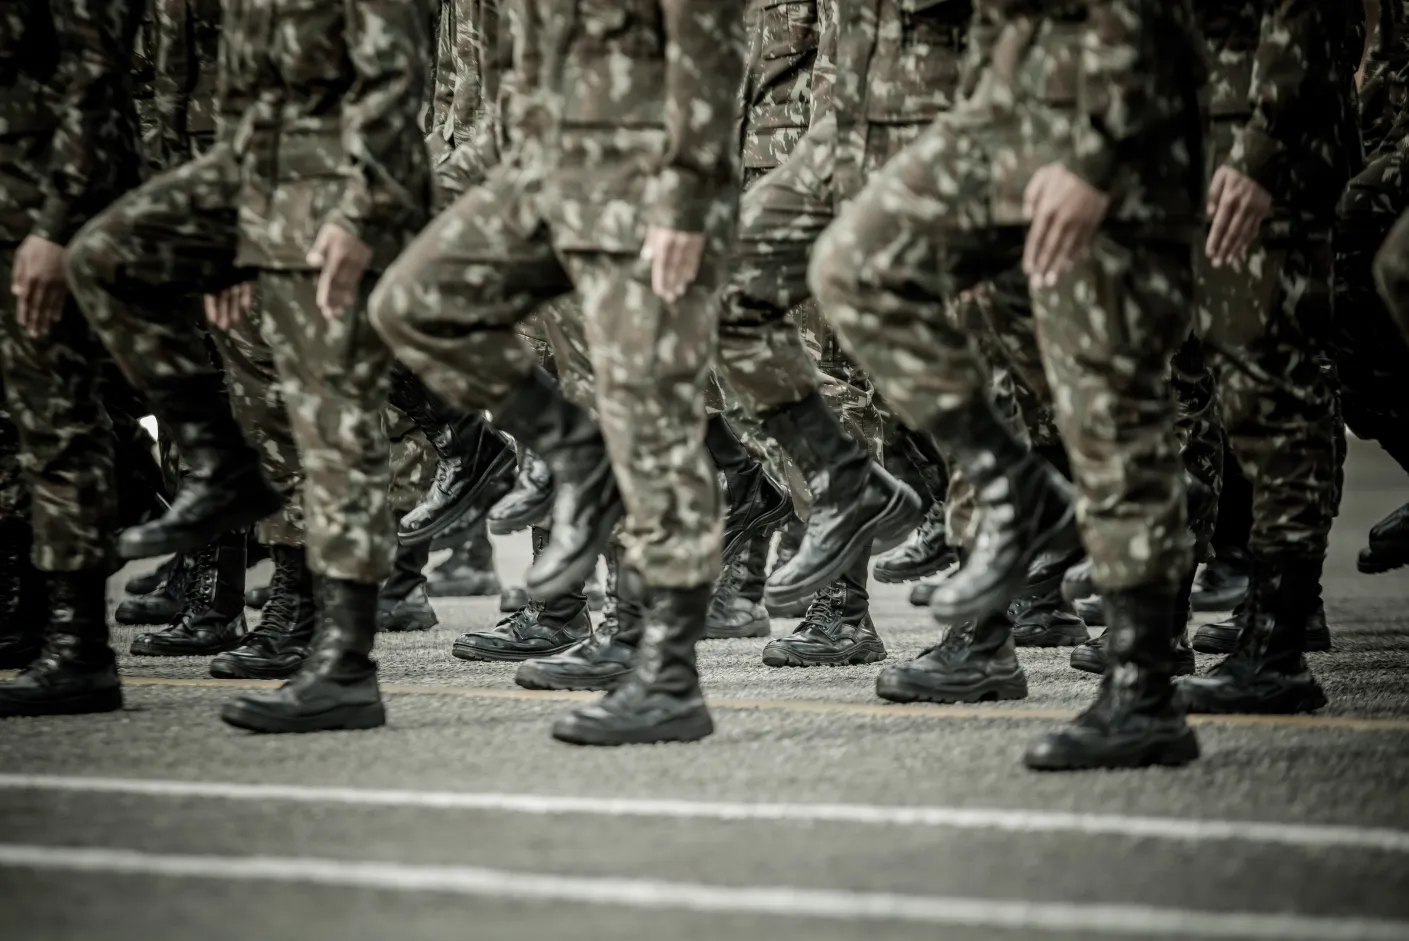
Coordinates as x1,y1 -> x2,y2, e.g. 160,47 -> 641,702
705,533 -> 771,639
490,366 -> 623,600
124,553 -> 179,597
1070,571 -> 1196,676
0,570 -> 122,717
245,585 -> 271,609
908,578 -> 941,607
875,430 -> 956,582
489,448 -> 554,535
1179,556 -> 1328,715
924,396 -> 1080,622
1190,546 -> 1251,611
1010,588 -> 1090,648
426,522 -> 502,597
0,518 -> 44,669
875,611 -> 1027,704
705,414 -> 793,562
130,532 -> 248,656
552,580 -> 713,746
1026,584 -> 1200,770
453,529 -> 589,659
1358,502 -> 1409,574
389,367 -> 516,546
762,549 -> 885,667
516,544 -> 644,691
211,545 -> 317,679
118,375 -> 282,559
221,578 -> 385,733
378,540 -> 439,632
762,392 -> 920,608
765,516 -> 811,618
1060,556 -> 1095,606
115,554 -> 187,626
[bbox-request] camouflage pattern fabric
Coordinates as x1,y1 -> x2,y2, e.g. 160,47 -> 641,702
0,400 -> 25,520
740,0 -> 819,175
150,0 -> 223,169
811,0 -> 1208,593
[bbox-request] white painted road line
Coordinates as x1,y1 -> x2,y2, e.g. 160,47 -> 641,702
3,774 -> 1408,854
2,844 -> 1405,940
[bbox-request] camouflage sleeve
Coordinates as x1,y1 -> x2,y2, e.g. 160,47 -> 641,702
1066,0 -> 1165,191
809,0 -> 836,124
1225,0 -> 1338,195
34,0 -> 142,245
214,0 -> 253,145
330,0 -> 432,242
648,0 -> 746,233
152,0 -> 193,167
429,0 -> 456,141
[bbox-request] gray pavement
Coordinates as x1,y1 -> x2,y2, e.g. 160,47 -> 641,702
2,439 -> 1408,941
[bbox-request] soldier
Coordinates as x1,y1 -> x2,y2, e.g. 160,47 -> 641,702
0,0 -> 145,717
370,0 -> 746,746
811,0 -> 1208,769
65,0 -> 432,734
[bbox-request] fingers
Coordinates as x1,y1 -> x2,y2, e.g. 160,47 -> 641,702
306,225 -> 331,268
645,230 -> 705,303
1023,201 -> 1056,281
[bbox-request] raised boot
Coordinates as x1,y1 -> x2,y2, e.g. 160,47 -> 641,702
0,570 -> 122,717
426,522 -> 502,597
245,585 -> 271,610
875,611 -> 1027,704
489,448 -> 553,535
1178,556 -> 1328,715
1191,601 -> 1247,654
1358,501 -> 1409,574
908,577 -> 941,607
765,516 -> 810,618
124,553 -> 179,597
220,578 -> 385,733
924,396 -> 1080,623
704,532 -> 771,639
762,391 -> 921,608
1070,571 -> 1196,676
1010,588 -> 1090,648
762,549 -> 885,667
875,431 -> 957,582
1190,546 -> 1250,612
490,366 -> 623,600
1026,585 -> 1200,771
114,553 -> 187,626
130,532 -> 248,656
454,529 -> 590,659
210,545 -> 317,679
705,414 -> 793,563
0,518 -> 44,669
516,544 -> 644,691
389,366 -> 516,546
118,375 -> 281,559
378,540 -> 439,632
551,580 -> 714,746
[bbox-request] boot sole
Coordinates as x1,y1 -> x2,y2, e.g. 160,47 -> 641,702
117,489 -> 284,561
761,640 -> 887,668
764,485 -> 922,609
220,700 -> 387,733
551,710 -> 714,746
399,451 -> 518,546
1025,729 -> 1200,771
873,551 -> 959,585
0,686 -> 124,718
489,493 -> 554,536
452,639 -> 585,663
1069,648 -> 1195,677
876,671 -> 1028,704
514,663 -> 630,691
209,660 -> 303,680
1357,544 -> 1409,575
129,636 -> 248,657
1180,681 -> 1329,716
1191,625 -> 1239,655
1013,629 -> 1090,648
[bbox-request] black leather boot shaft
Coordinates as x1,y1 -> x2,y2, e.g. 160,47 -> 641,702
0,569 -> 121,717
131,531 -> 247,656
210,545 -> 318,680
0,518 -> 43,669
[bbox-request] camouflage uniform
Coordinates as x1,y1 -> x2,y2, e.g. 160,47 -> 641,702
371,0 -> 744,590
67,0 -> 432,583
1174,0 -> 1359,564
0,0 -> 147,572
811,0 -> 1207,593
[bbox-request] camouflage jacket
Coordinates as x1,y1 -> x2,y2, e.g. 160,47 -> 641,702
962,0 -> 1208,228
149,0 -> 222,169
1195,0 -> 1361,223
536,0 -> 745,251
224,0 -> 432,272
1362,1 -> 1409,158
0,0 -> 144,245
429,0 -> 495,156
740,0 -> 820,172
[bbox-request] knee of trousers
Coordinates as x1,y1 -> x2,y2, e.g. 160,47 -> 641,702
64,216 -> 125,295
806,222 -> 862,320
367,258 -> 431,360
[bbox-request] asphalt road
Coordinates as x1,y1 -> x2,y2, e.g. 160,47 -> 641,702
2,438 -> 1407,941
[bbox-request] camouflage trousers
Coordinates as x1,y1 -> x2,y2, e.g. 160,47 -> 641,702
0,401 -> 21,520
810,111 -> 1194,593
0,248 -> 117,571
1338,150 -> 1409,475
1175,237 -> 1340,561
369,165 -> 723,589
65,147 -> 396,583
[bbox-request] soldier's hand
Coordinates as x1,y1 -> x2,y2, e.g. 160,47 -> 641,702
204,282 -> 254,330
308,222 -> 372,319
1205,166 -> 1271,268
641,227 -> 705,303
12,235 -> 68,340
1022,164 -> 1110,286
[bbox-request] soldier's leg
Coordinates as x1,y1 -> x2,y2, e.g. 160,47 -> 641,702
378,415 -> 440,633
66,150 -> 282,562
0,395 -> 43,670
1183,239 -> 1338,714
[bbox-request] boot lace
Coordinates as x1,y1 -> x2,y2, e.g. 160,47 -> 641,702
792,585 -> 840,639
179,546 -> 218,623
245,562 -> 302,652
